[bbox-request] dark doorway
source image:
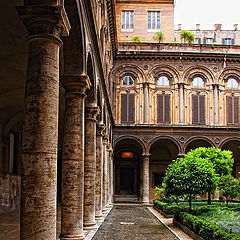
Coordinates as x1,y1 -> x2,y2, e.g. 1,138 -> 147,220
120,167 -> 134,194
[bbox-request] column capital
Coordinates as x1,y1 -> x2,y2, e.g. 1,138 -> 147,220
61,75 -> 91,96
142,153 -> 151,159
17,5 -> 71,44
96,123 -> 105,136
178,154 -> 185,158
212,83 -> 220,88
142,82 -> 149,88
177,82 -> 186,87
86,105 -> 100,121
103,134 -> 109,144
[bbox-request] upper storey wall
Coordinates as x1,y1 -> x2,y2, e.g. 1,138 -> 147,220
115,1 -> 175,42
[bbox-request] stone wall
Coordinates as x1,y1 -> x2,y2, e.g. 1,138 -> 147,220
0,173 -> 20,213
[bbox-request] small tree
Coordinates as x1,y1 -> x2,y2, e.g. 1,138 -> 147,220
164,151 -> 218,212
180,30 -> 195,43
218,175 -> 240,206
188,147 -> 234,205
154,31 -> 165,43
132,36 -> 141,43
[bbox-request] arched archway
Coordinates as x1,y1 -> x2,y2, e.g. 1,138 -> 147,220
184,138 -> 213,153
113,138 -> 144,202
149,138 -> 179,201
221,139 -> 240,178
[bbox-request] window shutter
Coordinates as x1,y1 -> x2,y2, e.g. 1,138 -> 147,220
199,38 -> 202,44
157,94 -> 163,123
164,94 -> 170,123
226,96 -> 233,124
121,94 -> 127,123
222,38 -> 225,45
232,38 -> 235,45
128,93 -> 135,123
203,37 -> 206,44
192,95 -> 199,124
234,96 -> 239,124
199,95 -> 205,125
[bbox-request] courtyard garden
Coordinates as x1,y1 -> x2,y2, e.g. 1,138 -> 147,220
154,147 -> 240,240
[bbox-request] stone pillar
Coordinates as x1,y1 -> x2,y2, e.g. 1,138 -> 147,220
84,106 -> 100,228
178,83 -> 184,124
60,76 -> 90,239
143,83 -> 149,123
95,123 -> 105,219
16,5 -> 69,240
107,145 -> 113,207
142,154 -> 150,203
102,134 -> 108,212
213,84 -> 219,125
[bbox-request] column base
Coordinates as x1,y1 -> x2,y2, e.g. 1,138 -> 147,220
59,234 -> 84,240
83,221 -> 97,230
102,207 -> 107,213
95,211 -> 103,219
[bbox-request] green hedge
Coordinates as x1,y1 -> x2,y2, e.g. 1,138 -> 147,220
175,212 -> 240,240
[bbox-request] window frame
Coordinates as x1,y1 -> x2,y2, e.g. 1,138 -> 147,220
192,76 -> 205,88
226,77 -> 239,89
122,75 -> 134,87
157,76 -> 170,87
205,38 -> 214,44
121,10 -> 134,32
147,10 -> 161,32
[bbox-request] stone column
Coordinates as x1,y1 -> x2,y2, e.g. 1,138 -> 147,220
16,5 -> 69,240
84,106 -> 100,228
213,84 -> 219,125
107,145 -> 113,207
178,83 -> 184,124
143,83 -> 149,123
95,123 -> 105,219
60,76 -> 90,239
102,134 -> 108,212
142,154 -> 150,203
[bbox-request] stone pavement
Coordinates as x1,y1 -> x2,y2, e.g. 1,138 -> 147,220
92,205 -> 179,240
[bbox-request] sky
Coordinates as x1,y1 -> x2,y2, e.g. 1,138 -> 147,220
174,0 -> 240,30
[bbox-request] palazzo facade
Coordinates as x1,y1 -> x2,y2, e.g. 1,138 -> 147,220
0,0 -> 240,239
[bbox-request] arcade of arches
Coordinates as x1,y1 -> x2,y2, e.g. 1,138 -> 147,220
0,0 -> 240,240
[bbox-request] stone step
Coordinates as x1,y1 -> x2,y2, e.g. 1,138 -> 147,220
113,195 -> 140,203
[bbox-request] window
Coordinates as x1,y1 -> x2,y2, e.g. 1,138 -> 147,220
154,173 -> 165,186
192,77 -> 204,88
121,11 -> 133,31
148,11 -> 160,31
226,96 -> 239,125
227,78 -> 238,89
205,38 -> 213,44
157,76 -> 169,87
122,76 -> 134,86
194,38 -> 201,44
121,93 -> 135,123
192,95 -> 205,124
157,94 -> 170,123
223,38 -> 233,45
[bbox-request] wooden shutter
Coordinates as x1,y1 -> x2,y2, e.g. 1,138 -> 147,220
226,96 -> 233,124
128,94 -> 135,123
232,38 -> 235,45
157,94 -> 163,123
121,94 -> 127,123
234,97 -> 239,124
164,94 -> 170,123
199,95 -> 205,125
192,95 -> 199,124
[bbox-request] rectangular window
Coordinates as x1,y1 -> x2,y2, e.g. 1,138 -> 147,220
121,93 -> 135,123
223,38 -> 233,45
148,11 -> 160,32
205,38 -> 213,44
226,96 -> 239,124
192,95 -> 205,124
194,38 -> 201,44
157,94 -> 170,123
121,11 -> 134,31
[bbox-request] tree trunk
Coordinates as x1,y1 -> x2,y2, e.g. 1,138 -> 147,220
207,191 -> 211,205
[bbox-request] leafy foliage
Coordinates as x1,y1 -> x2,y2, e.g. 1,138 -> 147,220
218,175 -> 240,205
154,31 -> 164,43
132,36 -> 141,43
180,30 -> 195,43
164,150 -> 218,211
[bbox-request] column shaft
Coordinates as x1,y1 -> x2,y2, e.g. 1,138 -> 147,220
84,106 -> 99,227
17,5 -> 69,239
95,124 -> 105,218
143,83 -> 149,123
142,154 -> 150,203
102,136 -> 108,211
179,83 -> 184,124
60,76 -> 90,239
213,84 -> 219,125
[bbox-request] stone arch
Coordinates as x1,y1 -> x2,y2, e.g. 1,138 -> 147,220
147,135 -> 181,154
218,67 -> 240,86
220,138 -> 240,178
113,64 -> 145,85
183,66 -> 214,86
149,64 -> 180,85
184,136 -> 215,153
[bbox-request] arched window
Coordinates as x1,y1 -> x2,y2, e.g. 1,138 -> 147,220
192,77 -> 204,87
227,78 -> 238,89
122,76 -> 134,86
157,76 -> 169,87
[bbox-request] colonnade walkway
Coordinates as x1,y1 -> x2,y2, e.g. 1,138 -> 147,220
0,205 -> 193,240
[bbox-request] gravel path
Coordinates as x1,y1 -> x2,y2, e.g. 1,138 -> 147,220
92,205 -> 178,240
